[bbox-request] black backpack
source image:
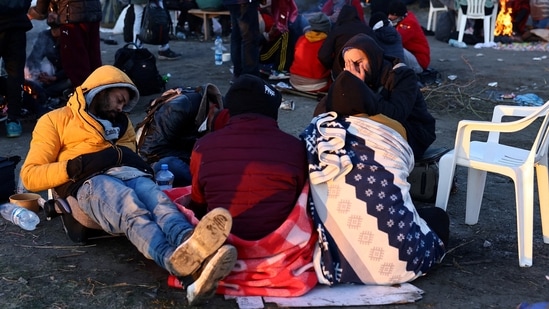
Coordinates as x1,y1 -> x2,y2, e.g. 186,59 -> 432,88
113,43 -> 166,96
138,1 -> 172,45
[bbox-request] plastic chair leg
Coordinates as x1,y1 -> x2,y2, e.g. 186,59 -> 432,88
464,168 -> 487,225
483,17 -> 491,44
435,151 -> 455,210
457,15 -> 467,43
535,161 -> 549,243
514,170 -> 534,267
427,13 -> 433,31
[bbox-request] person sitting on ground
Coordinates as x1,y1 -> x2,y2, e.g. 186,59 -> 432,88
301,70 -> 448,286
137,84 -> 224,187
387,0 -> 430,74
369,11 -> 405,62
289,12 -> 332,92
317,4 -> 374,80
186,74 -> 317,296
20,65 -> 237,306
25,14 -> 72,105
314,33 -> 436,159
321,0 -> 365,24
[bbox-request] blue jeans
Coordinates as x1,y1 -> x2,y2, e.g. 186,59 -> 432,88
152,156 -> 192,187
228,1 -> 261,77
76,175 -> 194,270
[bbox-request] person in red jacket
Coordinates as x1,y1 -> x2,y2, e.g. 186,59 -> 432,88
188,74 -> 315,296
289,12 -> 332,92
387,0 -> 430,73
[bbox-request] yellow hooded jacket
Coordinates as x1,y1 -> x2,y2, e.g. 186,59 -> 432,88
21,65 -> 141,194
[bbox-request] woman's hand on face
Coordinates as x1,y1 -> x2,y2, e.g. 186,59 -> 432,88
344,59 -> 366,81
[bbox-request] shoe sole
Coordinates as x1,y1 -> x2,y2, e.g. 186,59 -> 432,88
186,244 -> 237,306
168,208 -> 232,277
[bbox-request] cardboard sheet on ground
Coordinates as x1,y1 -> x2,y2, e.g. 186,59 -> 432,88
224,283 -> 424,309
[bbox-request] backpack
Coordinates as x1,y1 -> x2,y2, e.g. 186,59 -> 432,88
434,11 -> 456,43
138,1 -> 172,45
113,43 -> 165,96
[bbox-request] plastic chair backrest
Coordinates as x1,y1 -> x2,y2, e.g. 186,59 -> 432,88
487,101 -> 549,165
465,0 -> 488,17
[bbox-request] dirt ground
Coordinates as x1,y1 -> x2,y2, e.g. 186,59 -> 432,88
2,3 -> 549,309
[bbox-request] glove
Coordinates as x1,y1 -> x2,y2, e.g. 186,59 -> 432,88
118,146 -> 153,174
66,147 -> 119,180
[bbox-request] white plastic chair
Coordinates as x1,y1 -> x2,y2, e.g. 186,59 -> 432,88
427,0 -> 448,32
435,101 -> 549,267
456,0 -> 498,44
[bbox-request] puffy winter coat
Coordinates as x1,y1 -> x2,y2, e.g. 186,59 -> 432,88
394,11 -> 430,70
21,65 -> 147,197
189,114 -> 307,240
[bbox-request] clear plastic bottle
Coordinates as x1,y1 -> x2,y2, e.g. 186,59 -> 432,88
448,39 -> 467,49
156,163 -> 174,190
214,36 -> 223,66
0,203 -> 40,231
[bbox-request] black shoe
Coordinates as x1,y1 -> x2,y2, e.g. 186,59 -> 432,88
158,49 -> 182,60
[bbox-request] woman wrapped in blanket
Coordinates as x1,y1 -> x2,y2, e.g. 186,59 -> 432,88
301,70 -> 449,285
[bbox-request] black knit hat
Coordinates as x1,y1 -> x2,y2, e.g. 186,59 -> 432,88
387,0 -> 408,17
225,74 -> 282,120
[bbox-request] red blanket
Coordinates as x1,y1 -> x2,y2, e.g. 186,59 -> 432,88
165,183 -> 318,297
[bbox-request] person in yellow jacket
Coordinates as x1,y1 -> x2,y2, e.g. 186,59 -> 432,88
20,65 -> 237,306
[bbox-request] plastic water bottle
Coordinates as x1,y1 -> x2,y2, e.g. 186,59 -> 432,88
448,39 -> 467,49
156,164 -> 174,190
0,203 -> 40,231
214,36 -> 223,66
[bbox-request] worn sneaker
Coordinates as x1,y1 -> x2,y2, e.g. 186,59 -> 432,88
186,244 -> 237,306
6,120 -> 22,138
167,207 -> 232,277
158,49 -> 182,60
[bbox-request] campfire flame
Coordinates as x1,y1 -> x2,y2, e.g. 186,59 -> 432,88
495,0 -> 513,36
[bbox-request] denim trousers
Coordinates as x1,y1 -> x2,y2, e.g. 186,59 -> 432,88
77,174 -> 194,270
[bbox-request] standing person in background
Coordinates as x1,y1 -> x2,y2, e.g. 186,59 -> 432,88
28,0 -> 103,88
224,0 -> 261,81
130,0 -> 183,60
387,0 -> 430,74
0,0 -> 32,138
529,0 -> 549,29
317,5 -> 374,80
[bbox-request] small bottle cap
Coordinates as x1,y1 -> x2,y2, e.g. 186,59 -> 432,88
161,163 -> 168,170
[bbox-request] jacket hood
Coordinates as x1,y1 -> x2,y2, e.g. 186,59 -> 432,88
339,33 -> 385,88
80,65 -> 140,113
335,5 -> 361,26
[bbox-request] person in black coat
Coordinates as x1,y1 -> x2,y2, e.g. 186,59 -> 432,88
317,4 -> 374,80
315,33 -> 435,159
